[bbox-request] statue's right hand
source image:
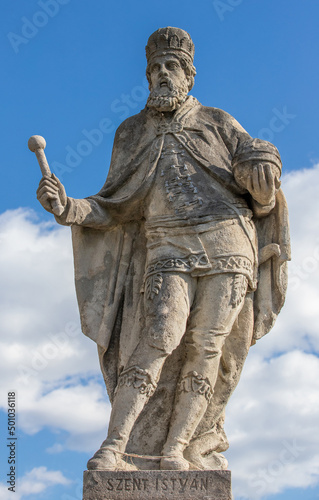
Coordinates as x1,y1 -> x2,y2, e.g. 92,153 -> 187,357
36,174 -> 67,215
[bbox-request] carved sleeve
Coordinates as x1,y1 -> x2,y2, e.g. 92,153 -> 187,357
54,197 -> 115,228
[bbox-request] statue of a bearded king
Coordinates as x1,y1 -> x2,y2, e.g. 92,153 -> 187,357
36,27 -> 290,471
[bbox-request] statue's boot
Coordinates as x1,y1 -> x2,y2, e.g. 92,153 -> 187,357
87,366 -> 157,470
183,419 -> 229,470
160,388 -> 209,470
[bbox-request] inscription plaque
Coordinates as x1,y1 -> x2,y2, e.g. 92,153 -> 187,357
83,470 -> 231,500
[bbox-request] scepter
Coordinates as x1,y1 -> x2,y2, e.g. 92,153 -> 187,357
28,135 -> 64,216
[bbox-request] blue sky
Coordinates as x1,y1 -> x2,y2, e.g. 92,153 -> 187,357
1,1 -> 319,499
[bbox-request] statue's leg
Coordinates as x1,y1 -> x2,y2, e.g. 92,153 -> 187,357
87,272 -> 196,470
161,272 -> 248,470
187,293 -> 254,460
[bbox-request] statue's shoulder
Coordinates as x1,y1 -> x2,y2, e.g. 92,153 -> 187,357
196,103 -> 248,134
111,109 -> 149,151
116,108 -> 148,135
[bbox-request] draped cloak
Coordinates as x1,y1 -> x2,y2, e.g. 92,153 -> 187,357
56,96 -> 290,468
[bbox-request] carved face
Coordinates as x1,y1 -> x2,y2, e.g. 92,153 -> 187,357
147,54 -> 190,112
148,54 -> 189,93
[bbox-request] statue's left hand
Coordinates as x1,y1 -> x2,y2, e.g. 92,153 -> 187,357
246,163 -> 280,206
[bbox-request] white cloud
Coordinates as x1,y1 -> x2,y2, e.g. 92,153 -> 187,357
225,351 -> 319,498
0,467 -> 71,500
20,467 -> 71,495
46,443 -> 64,454
0,209 -> 109,453
1,164 -> 319,499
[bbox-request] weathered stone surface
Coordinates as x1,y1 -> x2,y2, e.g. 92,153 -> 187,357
34,26 -> 291,479
83,470 -> 232,500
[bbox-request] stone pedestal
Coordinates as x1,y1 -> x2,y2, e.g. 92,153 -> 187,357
83,469 -> 232,500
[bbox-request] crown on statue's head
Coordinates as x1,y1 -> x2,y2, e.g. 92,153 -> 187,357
146,27 -> 195,64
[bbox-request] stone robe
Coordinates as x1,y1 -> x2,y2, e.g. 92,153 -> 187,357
56,96 -> 290,468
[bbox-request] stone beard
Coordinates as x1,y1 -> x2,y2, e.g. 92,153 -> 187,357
146,77 -> 189,112
36,26 -> 290,474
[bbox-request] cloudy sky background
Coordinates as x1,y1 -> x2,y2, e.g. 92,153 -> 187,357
1,1 -> 319,499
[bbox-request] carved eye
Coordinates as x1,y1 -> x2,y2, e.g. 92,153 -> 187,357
167,61 -> 179,70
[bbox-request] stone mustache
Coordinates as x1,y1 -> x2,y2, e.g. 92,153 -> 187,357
35,27 -> 290,472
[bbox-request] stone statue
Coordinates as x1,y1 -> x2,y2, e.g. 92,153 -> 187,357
35,27 -> 290,472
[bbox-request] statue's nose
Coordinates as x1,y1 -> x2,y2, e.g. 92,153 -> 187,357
159,65 -> 168,77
